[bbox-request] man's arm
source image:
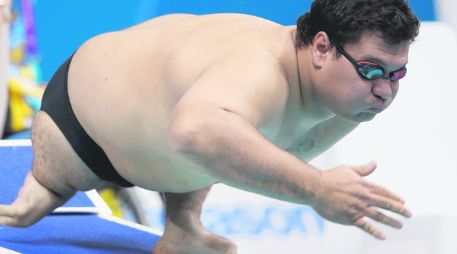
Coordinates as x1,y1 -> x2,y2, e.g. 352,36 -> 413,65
169,56 -> 411,239
170,55 -> 314,202
171,103 -> 321,203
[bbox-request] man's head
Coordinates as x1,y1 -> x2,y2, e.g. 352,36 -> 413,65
295,0 -> 419,48
295,0 -> 419,122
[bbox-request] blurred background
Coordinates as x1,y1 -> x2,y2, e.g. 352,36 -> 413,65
1,1 -> 456,253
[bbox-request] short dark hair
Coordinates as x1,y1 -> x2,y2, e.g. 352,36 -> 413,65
296,0 -> 420,47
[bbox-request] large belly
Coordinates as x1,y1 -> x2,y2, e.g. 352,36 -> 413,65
104,143 -> 218,192
68,69 -> 215,192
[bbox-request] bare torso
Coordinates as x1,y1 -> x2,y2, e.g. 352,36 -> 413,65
61,14 -> 355,192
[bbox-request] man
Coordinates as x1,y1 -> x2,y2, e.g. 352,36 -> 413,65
0,0 -> 419,253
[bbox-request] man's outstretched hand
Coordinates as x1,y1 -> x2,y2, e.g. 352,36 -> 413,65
311,161 -> 411,240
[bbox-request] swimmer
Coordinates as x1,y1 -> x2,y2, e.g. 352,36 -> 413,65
0,0 -> 419,253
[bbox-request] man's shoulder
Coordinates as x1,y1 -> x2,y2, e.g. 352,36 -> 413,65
207,50 -> 291,102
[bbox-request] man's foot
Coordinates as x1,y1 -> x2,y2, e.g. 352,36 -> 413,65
153,222 -> 237,254
153,187 -> 237,254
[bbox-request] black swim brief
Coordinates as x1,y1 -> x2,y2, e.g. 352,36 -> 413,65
40,53 -> 133,187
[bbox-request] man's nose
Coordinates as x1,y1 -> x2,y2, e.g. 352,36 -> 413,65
372,79 -> 393,101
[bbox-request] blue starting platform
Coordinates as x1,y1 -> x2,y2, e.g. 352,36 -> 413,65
0,140 -> 161,254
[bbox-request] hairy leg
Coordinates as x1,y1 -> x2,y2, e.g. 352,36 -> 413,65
153,186 -> 237,254
0,111 -> 102,227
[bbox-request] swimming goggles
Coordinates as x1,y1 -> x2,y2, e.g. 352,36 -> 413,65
331,41 -> 407,81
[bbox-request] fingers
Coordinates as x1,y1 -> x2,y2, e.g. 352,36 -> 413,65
354,217 -> 386,240
355,188 -> 411,237
0,205 -> 24,227
355,204 -> 411,240
363,207 -> 403,229
0,216 -> 20,227
360,182 -> 412,218
365,182 -> 407,206
369,194 -> 412,218
355,163 -> 409,214
353,161 -> 377,177
0,204 -> 17,217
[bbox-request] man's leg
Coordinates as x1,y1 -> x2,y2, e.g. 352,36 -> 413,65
153,186 -> 237,254
0,111 -> 99,227
0,113 -> 76,226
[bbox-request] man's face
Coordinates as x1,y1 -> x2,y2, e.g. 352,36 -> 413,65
319,34 -> 410,122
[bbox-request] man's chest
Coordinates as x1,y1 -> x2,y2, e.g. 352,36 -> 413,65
278,132 -> 322,161
265,116 -> 357,161
263,123 -> 322,161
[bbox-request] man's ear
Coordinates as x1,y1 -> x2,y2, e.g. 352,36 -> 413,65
311,31 -> 333,68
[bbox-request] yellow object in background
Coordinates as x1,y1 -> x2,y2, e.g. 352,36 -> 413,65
98,188 -> 124,218
10,45 -> 24,66
7,66 -> 45,133
9,78 -> 33,132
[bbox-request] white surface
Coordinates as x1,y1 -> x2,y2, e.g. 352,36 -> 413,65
0,139 -> 31,146
53,190 -> 112,215
0,247 -> 21,254
321,215 -> 457,254
98,214 -> 163,235
84,190 -> 113,215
